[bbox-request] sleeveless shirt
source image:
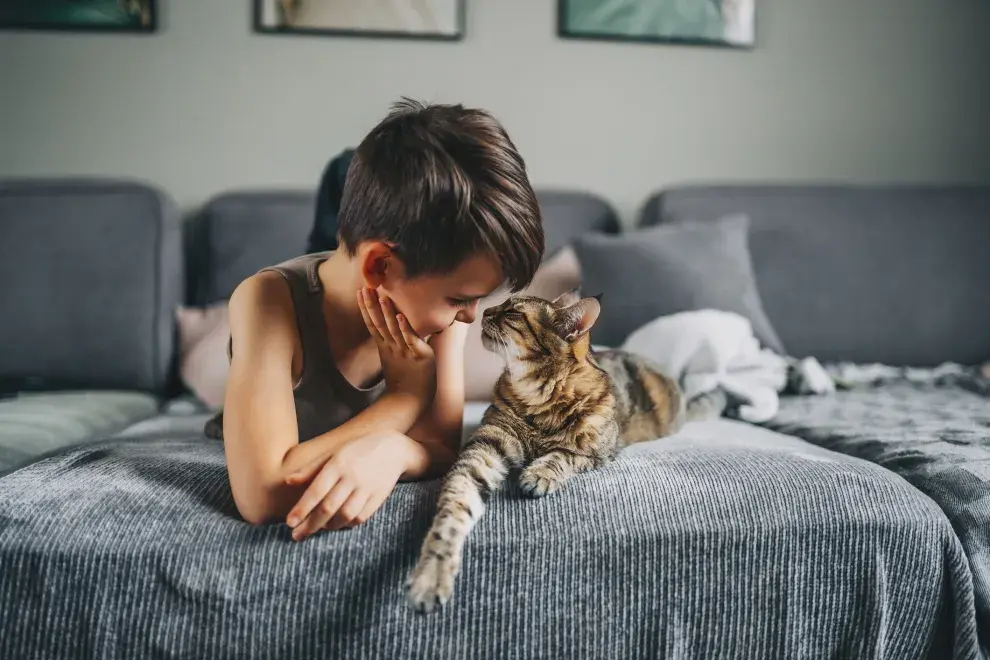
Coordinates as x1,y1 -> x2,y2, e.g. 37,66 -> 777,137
203,252 -> 385,443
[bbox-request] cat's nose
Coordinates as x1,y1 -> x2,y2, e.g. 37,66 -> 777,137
482,306 -> 497,319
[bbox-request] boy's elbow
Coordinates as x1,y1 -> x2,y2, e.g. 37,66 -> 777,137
238,505 -> 271,527
230,479 -> 289,526
233,493 -> 277,526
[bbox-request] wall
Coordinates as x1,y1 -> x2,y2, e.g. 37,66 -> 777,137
1,0 -> 988,223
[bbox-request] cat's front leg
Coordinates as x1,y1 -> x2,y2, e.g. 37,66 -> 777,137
406,424 -> 524,613
519,420 -> 619,498
519,451 -> 597,498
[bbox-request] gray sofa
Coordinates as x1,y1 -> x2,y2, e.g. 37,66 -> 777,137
0,179 -> 988,659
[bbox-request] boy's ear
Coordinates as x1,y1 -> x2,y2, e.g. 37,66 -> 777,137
359,241 -> 394,288
551,287 -> 582,308
553,296 -> 602,342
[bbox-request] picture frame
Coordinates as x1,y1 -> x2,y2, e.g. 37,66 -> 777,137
557,0 -> 755,50
253,0 -> 465,42
0,0 -> 157,34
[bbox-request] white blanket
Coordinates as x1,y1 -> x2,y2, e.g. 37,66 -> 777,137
620,309 -> 831,423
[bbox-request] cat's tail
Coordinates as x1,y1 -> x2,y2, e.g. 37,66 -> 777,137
406,425 -> 522,613
684,388 -> 728,422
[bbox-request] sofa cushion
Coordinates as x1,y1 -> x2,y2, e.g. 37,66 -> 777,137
640,185 -> 990,366
0,179 -> 182,393
0,391 -> 159,475
186,191 -> 316,307
572,215 -> 785,352
187,188 -> 619,306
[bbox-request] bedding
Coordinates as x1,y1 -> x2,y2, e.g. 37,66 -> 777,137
764,376 -> 990,654
0,416 -> 978,659
620,309 -> 834,424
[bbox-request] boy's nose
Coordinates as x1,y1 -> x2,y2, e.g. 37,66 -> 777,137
458,301 -> 481,324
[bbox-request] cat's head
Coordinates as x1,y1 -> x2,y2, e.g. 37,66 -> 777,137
480,288 -> 601,365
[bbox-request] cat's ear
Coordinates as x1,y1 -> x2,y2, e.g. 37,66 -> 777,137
554,295 -> 601,342
551,287 -> 583,308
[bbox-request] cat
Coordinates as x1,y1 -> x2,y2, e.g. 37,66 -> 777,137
405,290 -> 723,612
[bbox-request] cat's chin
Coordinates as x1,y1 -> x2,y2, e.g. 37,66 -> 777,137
480,325 -> 500,352
480,332 -> 496,352
481,330 -> 512,364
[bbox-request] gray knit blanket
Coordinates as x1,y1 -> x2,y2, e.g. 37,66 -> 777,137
764,370 -> 990,656
0,418 -> 979,659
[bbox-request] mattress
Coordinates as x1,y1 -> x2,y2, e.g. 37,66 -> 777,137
0,414 -> 978,659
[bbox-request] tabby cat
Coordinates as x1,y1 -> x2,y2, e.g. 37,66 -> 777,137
405,290 -> 722,612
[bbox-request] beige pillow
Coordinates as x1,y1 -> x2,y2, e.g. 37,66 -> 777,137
463,245 -> 582,402
175,302 -> 230,410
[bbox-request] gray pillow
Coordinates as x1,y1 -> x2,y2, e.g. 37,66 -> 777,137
571,214 -> 786,354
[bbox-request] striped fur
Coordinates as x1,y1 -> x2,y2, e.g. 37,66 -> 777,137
407,291 -> 701,612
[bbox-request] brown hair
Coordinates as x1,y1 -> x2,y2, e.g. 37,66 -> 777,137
337,98 -> 545,291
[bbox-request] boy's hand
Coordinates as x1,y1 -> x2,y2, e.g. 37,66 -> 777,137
284,430 -> 407,541
358,288 -> 436,402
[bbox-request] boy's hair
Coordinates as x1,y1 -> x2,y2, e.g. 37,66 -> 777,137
337,98 -> 545,292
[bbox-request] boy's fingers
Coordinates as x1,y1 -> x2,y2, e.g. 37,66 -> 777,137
396,314 -> 426,353
357,290 -> 384,342
379,297 -> 404,344
286,463 -> 340,528
293,481 -> 354,540
354,488 -> 391,526
363,290 -> 392,343
285,456 -> 327,485
327,491 -> 371,531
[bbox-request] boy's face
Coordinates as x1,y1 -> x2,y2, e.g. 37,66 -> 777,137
374,249 -> 504,338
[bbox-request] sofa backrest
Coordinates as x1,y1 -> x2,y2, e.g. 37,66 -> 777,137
186,188 -> 620,307
0,179 -> 182,394
185,191 -> 316,307
641,184 -> 990,367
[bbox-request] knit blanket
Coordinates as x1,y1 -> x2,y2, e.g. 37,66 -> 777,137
0,418 -> 979,659
764,369 -> 990,656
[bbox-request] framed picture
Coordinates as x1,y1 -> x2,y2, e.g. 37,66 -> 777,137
254,0 -> 465,41
558,0 -> 755,49
0,0 -> 156,33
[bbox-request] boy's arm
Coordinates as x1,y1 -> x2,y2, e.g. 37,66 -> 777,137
222,276 -> 427,526
404,320 -> 469,478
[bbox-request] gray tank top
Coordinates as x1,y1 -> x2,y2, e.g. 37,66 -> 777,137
204,252 -> 385,443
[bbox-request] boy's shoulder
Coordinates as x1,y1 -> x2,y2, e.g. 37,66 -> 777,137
231,251 -> 332,311
229,271 -> 297,335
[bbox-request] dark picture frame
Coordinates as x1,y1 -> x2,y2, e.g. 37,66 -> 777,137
0,0 -> 157,34
557,0 -> 755,50
253,0 -> 465,42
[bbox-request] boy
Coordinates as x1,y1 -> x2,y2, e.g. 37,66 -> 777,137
221,99 -> 545,542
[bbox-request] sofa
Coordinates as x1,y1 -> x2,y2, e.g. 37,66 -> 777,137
0,178 -> 988,659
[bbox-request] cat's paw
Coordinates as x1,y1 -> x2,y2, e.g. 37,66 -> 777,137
405,552 -> 458,613
519,466 -> 562,498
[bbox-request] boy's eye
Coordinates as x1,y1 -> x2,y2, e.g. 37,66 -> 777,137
449,298 -> 473,309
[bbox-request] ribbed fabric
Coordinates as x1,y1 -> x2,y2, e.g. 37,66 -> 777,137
765,381 -> 990,657
0,420 -> 979,659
